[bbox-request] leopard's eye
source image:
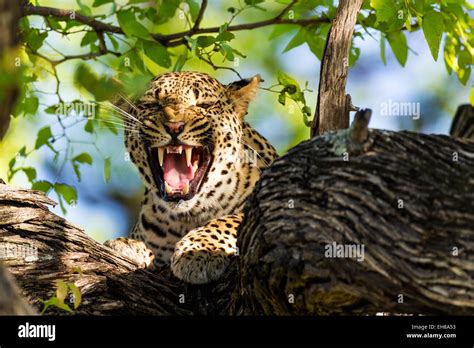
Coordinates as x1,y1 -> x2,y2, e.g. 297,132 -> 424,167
197,103 -> 212,109
141,101 -> 162,109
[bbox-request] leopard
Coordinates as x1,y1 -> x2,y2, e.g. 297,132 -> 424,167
105,71 -> 277,284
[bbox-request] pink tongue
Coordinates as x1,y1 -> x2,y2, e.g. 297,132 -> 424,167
163,154 -> 190,189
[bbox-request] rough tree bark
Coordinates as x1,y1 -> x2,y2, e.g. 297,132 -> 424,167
1,107 -> 473,315
312,0 -> 363,136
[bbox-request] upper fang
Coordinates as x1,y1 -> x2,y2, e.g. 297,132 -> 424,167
185,147 -> 192,167
158,147 -> 165,167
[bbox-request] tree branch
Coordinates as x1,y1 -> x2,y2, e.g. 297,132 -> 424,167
191,0 -> 207,31
21,3 -> 331,47
311,0 -> 363,136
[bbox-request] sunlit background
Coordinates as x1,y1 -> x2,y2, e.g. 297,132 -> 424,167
0,0 -> 471,242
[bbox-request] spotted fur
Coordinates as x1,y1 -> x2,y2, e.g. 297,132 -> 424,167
106,71 -> 277,284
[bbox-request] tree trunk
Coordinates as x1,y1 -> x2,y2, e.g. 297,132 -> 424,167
1,108 -> 473,315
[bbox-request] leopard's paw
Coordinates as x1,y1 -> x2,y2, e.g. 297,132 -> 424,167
104,237 -> 155,270
170,217 -> 240,284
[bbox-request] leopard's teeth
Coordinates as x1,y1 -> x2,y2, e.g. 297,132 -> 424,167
164,181 -> 172,194
185,147 -> 192,167
192,161 -> 198,175
182,182 -> 189,195
158,147 -> 165,167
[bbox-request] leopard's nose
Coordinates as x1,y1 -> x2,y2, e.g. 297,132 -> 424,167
164,121 -> 185,135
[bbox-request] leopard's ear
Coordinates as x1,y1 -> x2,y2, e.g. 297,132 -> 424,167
227,74 -> 262,118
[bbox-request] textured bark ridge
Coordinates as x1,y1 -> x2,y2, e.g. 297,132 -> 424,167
240,111 -> 474,315
1,108 -> 473,315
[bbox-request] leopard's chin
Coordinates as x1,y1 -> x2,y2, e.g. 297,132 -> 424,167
146,144 -> 213,202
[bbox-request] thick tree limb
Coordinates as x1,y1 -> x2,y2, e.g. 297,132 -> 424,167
0,184 -> 241,315
1,109 -> 473,315
312,0 -> 363,136
240,110 -> 474,314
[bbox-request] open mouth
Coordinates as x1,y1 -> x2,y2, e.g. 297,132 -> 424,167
146,144 -> 212,201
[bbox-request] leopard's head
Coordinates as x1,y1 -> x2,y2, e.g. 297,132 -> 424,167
122,71 -> 261,203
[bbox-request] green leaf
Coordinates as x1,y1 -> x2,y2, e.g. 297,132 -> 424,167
116,9 -> 150,39
370,0 -> 398,23
386,31 -> 408,66
44,105 -> 58,114
54,183 -> 78,205
380,33 -> 387,65
55,280 -> 69,303
185,0 -> 200,21
244,0 -> 265,5
277,71 -> 300,92
32,180 -> 52,193
72,153 -> 92,181
18,146 -> 27,157
92,0 -> 113,6
215,31 -> 235,42
46,18 -> 62,31
8,156 -> 16,171
80,31 -> 98,47
75,64 -> 120,101
456,49 -> 471,85
173,54 -> 187,72
269,24 -> 299,40
24,97 -> 39,114
104,157 -> 111,183
24,29 -> 48,51
40,297 -> 72,315
142,40 -> 171,68
278,91 -> 286,105
156,0 -> 181,23
72,152 -> 93,165
302,105 -> 312,117
220,43 -> 235,61
106,33 -> 120,51
34,126 -> 52,149
84,119 -> 94,133
458,49 -> 472,68
422,10 -> 445,60
76,0 -> 92,16
73,163 -> 81,181
283,28 -> 306,52
21,167 -> 37,182
470,87 -> 474,106
67,283 -> 82,309
349,45 -> 361,67
196,36 -> 215,48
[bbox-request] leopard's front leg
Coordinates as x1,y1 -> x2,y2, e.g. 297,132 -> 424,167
170,213 -> 242,284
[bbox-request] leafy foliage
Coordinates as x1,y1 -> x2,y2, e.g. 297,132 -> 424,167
4,0 -> 473,213
40,279 -> 82,314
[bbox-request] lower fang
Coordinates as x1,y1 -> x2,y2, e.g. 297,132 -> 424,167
182,182 -> 189,195
165,181 -> 173,194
